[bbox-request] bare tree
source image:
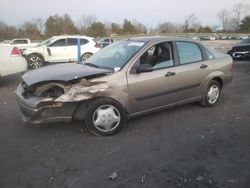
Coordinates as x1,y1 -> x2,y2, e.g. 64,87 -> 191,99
183,14 -> 199,32
79,14 -> 97,34
232,3 -> 250,30
34,18 -> 45,35
132,19 -> 147,34
218,9 -> 231,31
157,22 -> 177,33
19,21 -> 41,39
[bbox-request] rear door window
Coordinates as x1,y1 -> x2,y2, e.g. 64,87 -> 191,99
176,42 -> 202,64
67,38 -> 77,46
80,39 -> 88,45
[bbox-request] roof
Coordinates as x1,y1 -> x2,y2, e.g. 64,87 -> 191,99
126,36 -> 195,43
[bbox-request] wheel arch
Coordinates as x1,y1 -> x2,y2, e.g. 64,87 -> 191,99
212,76 -> 223,88
202,71 -> 224,90
27,53 -> 45,60
72,96 -> 129,121
81,52 -> 93,59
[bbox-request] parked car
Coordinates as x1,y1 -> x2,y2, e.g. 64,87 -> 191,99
227,38 -> 250,60
16,36 -> 233,136
0,40 -> 11,44
200,35 -> 216,41
98,38 -> 115,48
0,38 -> 38,52
22,35 -> 100,69
238,38 -> 250,44
0,46 -> 27,78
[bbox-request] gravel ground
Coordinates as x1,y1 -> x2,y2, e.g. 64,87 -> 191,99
0,55 -> 249,187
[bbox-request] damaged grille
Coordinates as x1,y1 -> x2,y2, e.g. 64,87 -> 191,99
40,86 -> 64,98
22,82 -> 36,97
22,81 -> 65,98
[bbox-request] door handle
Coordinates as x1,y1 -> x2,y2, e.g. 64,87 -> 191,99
200,64 -> 208,69
165,71 -> 176,77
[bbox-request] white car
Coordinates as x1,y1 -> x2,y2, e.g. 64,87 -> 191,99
0,46 -> 28,78
22,35 -> 100,69
0,38 -> 38,52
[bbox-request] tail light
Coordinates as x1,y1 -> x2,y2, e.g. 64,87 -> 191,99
11,47 -> 21,57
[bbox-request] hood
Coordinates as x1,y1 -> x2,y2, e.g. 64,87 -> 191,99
234,43 -> 250,48
22,63 -> 112,86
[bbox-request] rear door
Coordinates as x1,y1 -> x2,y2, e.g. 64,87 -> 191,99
66,38 -> 90,61
173,41 -> 214,100
66,38 -> 78,61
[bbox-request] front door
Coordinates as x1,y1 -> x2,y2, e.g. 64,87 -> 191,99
127,42 -> 182,114
47,39 -> 69,62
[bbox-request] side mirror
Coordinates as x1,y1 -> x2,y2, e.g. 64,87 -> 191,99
136,64 -> 153,73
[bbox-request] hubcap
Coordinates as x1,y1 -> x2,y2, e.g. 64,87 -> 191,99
29,56 -> 42,69
207,85 -> 219,104
92,105 -> 121,132
82,54 -> 91,61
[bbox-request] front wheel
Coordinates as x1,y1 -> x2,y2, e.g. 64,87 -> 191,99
81,53 -> 93,61
200,80 -> 221,107
27,54 -> 45,69
85,98 -> 126,136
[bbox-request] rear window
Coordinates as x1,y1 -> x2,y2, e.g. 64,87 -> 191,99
176,42 -> 202,64
234,45 -> 250,52
13,40 -> 28,44
239,39 -> 250,44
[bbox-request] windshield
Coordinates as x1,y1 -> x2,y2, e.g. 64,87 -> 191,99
84,40 -> 145,70
37,36 -> 58,46
239,38 -> 250,44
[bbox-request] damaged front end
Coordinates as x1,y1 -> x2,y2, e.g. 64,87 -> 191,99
16,78 -> 112,124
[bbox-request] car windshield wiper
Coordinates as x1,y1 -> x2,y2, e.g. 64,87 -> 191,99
84,63 -> 100,68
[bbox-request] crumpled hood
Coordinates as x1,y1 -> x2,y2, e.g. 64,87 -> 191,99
22,63 -> 112,86
23,45 -> 45,55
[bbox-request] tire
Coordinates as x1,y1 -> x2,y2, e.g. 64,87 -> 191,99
81,53 -> 93,61
85,98 -> 126,136
27,54 -> 45,69
200,80 -> 221,107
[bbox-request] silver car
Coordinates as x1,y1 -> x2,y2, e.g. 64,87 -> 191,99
16,36 -> 233,136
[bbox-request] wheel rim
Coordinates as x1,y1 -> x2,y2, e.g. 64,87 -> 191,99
82,54 -> 91,61
29,56 -> 42,69
92,105 -> 121,133
207,85 -> 220,104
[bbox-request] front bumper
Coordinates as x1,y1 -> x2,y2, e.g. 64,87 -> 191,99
16,83 -> 78,124
232,51 -> 250,60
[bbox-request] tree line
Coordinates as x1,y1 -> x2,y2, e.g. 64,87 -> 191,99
0,2 -> 249,41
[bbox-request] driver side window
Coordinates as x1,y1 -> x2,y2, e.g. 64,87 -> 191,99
50,39 -> 66,47
139,42 -> 174,70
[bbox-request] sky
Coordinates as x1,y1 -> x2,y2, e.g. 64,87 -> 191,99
0,0 -> 249,27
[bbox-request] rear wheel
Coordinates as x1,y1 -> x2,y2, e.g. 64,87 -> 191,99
85,98 -> 126,136
27,54 -> 45,69
81,53 -> 93,61
200,80 -> 221,107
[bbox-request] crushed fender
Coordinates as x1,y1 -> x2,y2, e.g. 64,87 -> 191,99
55,79 -> 112,102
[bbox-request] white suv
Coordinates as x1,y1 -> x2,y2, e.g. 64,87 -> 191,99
22,35 -> 100,69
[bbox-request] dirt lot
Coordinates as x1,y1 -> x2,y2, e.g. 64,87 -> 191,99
203,40 -> 238,53
0,49 -> 250,187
